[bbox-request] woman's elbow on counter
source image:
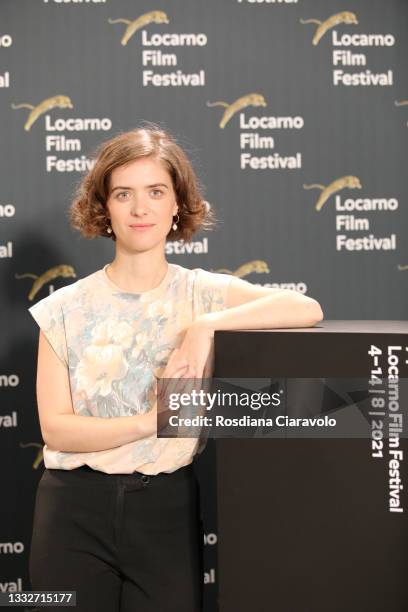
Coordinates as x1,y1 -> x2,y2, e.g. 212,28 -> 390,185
307,298 -> 324,326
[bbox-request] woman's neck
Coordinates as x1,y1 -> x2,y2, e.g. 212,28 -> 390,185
106,255 -> 169,294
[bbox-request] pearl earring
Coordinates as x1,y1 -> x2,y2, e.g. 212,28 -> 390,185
106,220 -> 112,234
172,213 -> 179,231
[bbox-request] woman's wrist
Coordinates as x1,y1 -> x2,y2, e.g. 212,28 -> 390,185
133,410 -> 156,439
188,315 -> 215,338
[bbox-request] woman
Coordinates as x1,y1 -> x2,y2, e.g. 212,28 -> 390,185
28,124 -> 323,612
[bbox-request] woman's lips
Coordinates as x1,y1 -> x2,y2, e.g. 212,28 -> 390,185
129,224 -> 155,231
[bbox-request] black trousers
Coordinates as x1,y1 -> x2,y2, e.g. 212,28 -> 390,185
29,463 -> 204,611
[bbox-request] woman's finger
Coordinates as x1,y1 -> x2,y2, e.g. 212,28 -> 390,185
173,365 -> 194,395
159,363 -> 188,400
183,366 -> 199,396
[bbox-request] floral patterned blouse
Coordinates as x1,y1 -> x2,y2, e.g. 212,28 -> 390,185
28,262 -> 233,475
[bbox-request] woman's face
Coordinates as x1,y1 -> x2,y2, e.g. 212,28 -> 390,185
106,156 -> 178,251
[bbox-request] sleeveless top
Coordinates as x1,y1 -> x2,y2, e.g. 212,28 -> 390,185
28,263 -> 233,475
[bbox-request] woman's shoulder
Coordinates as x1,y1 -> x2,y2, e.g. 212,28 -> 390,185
29,267 -> 102,311
169,263 -> 233,301
173,263 -> 233,286
170,262 -> 230,281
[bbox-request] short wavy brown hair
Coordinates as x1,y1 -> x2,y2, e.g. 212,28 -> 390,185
69,122 -> 217,242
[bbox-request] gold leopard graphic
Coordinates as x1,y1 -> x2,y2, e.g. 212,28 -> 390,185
108,10 -> 169,46
16,264 -> 76,300
11,95 -> 73,131
20,443 -> 44,470
303,176 -> 362,211
213,260 -> 270,277
300,11 -> 358,46
397,264 -> 408,270
395,100 -> 408,126
207,93 -> 267,129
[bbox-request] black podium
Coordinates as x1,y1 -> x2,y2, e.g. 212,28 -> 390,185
213,321 -> 408,612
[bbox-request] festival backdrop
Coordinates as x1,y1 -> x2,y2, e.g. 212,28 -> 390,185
0,0 -> 407,610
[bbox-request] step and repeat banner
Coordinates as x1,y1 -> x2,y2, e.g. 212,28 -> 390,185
0,0 -> 407,610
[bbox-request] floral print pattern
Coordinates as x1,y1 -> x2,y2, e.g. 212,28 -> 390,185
28,263 -> 233,474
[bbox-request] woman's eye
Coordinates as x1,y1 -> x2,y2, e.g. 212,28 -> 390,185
117,191 -> 130,200
150,189 -> 163,197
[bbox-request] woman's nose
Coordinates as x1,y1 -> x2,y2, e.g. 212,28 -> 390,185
131,197 -> 149,215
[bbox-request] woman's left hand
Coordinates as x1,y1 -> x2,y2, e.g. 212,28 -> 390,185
176,318 -> 215,380
155,319 -> 214,428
